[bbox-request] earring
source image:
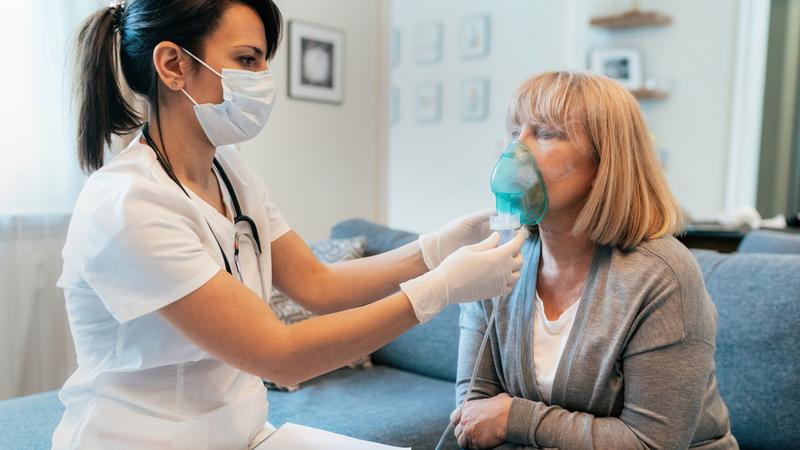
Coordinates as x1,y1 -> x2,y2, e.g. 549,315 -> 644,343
172,81 -> 178,89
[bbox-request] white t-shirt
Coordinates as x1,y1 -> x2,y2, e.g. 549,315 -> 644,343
52,134 -> 290,449
532,291 -> 580,403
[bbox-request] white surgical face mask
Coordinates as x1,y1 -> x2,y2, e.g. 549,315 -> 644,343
179,47 -> 275,147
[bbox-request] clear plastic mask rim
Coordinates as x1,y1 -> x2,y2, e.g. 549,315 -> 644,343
493,139 -> 549,226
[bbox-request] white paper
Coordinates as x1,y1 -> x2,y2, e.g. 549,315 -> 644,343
251,423 -> 410,450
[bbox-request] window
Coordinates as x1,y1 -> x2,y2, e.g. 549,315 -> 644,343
0,1 -> 101,215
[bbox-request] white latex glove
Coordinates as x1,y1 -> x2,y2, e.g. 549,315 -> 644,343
418,209 -> 495,270
401,227 -> 527,323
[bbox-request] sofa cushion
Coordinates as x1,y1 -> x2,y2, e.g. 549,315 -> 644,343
692,249 -> 800,450
330,219 -> 461,382
370,304 -> 461,382
737,229 -> 800,254
0,390 -> 63,449
268,365 -> 458,449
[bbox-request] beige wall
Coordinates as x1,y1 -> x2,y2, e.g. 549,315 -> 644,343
240,0 -> 389,242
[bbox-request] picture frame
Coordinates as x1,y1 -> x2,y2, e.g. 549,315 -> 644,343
415,22 -> 443,65
460,78 -> 489,121
390,29 -> 401,67
588,47 -> 643,90
288,20 -> 345,104
389,87 -> 400,125
461,15 -> 491,59
415,83 -> 442,124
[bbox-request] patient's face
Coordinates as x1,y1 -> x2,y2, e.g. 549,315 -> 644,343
519,125 -> 596,221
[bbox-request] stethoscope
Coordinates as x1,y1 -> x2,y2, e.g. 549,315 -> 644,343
142,123 -> 268,299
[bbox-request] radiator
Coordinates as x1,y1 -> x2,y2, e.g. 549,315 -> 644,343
0,213 -> 76,400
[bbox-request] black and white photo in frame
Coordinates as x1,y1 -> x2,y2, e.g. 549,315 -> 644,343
288,20 -> 344,104
588,47 -> 643,90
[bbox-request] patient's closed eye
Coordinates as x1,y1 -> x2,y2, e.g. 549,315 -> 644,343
534,126 -> 560,140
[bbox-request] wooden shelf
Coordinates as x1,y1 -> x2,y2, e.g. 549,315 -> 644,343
590,9 -> 672,29
630,88 -> 668,101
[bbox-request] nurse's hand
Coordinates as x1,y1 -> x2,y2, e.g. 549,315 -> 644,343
418,209 -> 495,270
400,227 -> 527,323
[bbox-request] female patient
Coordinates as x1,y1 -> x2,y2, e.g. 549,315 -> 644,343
452,71 -> 737,449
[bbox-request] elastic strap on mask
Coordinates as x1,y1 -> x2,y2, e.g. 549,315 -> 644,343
178,46 -> 223,106
180,46 -> 223,78
180,89 -> 200,106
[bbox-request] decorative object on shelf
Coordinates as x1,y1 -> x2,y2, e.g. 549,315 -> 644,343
415,22 -> 443,64
460,78 -> 489,121
390,29 -> 400,67
588,47 -> 643,90
415,82 -> 442,123
589,0 -> 672,29
389,87 -> 400,125
630,88 -> 668,100
288,20 -> 344,104
461,15 -> 491,59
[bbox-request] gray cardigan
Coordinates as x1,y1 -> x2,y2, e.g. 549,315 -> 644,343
457,234 -> 738,449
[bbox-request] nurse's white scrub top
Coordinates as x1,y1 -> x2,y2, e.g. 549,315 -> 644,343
52,134 -> 290,450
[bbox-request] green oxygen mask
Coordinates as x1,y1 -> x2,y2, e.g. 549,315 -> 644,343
489,139 -> 548,239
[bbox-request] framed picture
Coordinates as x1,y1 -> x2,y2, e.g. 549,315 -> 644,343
461,78 -> 489,121
588,47 -> 643,90
389,87 -> 400,125
415,83 -> 442,123
390,29 -> 401,67
288,20 -> 344,104
461,15 -> 491,59
415,22 -> 443,65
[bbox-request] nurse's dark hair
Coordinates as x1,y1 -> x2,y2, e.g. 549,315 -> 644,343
74,0 -> 282,173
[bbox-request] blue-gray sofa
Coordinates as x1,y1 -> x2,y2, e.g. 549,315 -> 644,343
1,222 -> 798,449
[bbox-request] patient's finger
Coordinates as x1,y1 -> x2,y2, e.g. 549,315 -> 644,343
457,432 -> 470,449
449,408 -> 460,424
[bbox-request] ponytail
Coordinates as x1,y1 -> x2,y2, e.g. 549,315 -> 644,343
74,5 -> 141,174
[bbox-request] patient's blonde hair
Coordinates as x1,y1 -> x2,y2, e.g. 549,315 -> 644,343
507,71 -> 684,248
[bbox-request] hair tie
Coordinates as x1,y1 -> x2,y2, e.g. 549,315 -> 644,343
109,1 -> 125,32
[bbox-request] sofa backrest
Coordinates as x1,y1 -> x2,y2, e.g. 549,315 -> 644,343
737,228 -> 800,254
691,249 -> 800,450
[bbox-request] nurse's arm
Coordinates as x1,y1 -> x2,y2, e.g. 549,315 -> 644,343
159,269 -> 419,387
271,231 -> 428,314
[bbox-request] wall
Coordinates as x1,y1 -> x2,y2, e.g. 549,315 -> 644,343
239,0 -> 388,242
388,0 -> 758,233
387,0 -> 595,233
602,0 -> 740,221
